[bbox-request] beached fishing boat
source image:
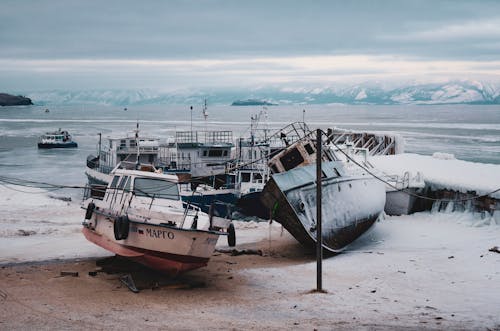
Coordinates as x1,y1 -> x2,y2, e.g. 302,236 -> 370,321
37,129 -> 78,149
82,162 -> 235,275
260,130 -> 386,252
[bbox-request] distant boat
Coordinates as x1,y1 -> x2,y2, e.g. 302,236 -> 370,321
37,129 -> 78,149
45,108 -> 50,113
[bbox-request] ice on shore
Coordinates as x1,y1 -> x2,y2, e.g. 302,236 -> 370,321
0,184 -> 110,264
0,182 -> 499,328
372,153 -> 500,199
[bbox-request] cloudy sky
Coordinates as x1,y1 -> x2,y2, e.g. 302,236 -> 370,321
1,0 -> 500,91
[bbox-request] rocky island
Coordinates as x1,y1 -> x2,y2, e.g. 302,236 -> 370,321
231,99 -> 277,106
0,93 -> 33,106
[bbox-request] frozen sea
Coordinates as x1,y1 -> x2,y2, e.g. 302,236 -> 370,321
1,104 -> 500,258
1,104 -> 499,194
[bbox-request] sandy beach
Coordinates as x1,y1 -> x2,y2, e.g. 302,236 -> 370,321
1,213 -> 499,330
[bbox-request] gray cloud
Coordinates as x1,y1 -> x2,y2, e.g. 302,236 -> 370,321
1,0 -> 499,60
1,0 -> 500,90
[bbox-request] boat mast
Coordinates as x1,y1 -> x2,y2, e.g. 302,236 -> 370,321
135,121 -> 140,168
98,133 -> 102,159
202,99 -> 208,132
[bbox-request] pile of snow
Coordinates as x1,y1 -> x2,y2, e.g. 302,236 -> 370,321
371,153 -> 500,199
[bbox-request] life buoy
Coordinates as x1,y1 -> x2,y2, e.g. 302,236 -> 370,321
227,222 -> 236,247
85,202 -> 95,220
119,215 -> 129,240
113,217 -> 121,240
113,215 -> 130,240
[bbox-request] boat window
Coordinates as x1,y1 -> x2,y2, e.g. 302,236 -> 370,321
120,140 -> 126,148
241,173 -> 251,182
124,177 -> 131,192
253,173 -> 263,183
203,150 -> 207,156
134,178 -> 179,200
118,176 -> 129,190
279,147 -> 305,171
304,143 -> 315,155
110,176 -> 120,188
223,150 -> 228,156
208,149 -> 223,157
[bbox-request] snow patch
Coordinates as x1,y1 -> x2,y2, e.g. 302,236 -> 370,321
432,152 -> 455,160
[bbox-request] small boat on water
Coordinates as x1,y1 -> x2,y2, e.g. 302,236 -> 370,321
260,129 -> 386,252
82,162 -> 235,275
38,129 -> 78,149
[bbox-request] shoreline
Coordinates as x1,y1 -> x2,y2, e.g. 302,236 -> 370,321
1,215 -> 499,330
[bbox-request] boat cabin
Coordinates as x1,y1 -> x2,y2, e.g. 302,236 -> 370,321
159,130 -> 234,177
97,136 -> 160,174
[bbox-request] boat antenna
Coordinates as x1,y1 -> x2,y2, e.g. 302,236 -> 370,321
135,121 -> 140,168
98,133 -> 102,160
190,105 -> 193,140
302,109 -> 306,124
202,99 -> 208,132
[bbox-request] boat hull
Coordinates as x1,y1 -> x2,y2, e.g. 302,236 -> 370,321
385,188 -> 418,215
83,213 -> 221,276
82,227 -> 209,275
261,162 -> 386,252
181,189 -> 238,217
85,166 -> 112,185
38,142 -> 78,149
236,191 -> 269,219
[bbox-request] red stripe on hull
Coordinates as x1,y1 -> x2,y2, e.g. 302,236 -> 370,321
82,227 -> 209,276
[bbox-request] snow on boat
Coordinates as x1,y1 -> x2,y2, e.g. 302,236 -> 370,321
37,129 -> 78,149
261,130 -> 386,252
82,164 -> 234,276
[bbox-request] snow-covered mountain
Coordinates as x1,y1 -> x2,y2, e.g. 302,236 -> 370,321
18,80 -> 500,106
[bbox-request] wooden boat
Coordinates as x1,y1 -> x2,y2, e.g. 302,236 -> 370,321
82,164 -> 235,275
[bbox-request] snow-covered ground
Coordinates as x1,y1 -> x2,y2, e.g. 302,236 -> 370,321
0,183 -> 499,328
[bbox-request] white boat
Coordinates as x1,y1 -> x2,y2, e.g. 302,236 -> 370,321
261,129 -> 386,252
82,163 -> 234,276
85,133 -> 161,185
38,129 -> 78,149
383,171 -> 425,215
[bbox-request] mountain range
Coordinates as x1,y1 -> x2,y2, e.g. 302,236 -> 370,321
16,80 -> 500,106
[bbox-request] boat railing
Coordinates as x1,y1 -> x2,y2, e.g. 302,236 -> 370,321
265,121 -> 310,147
325,128 -> 399,156
98,164 -> 114,174
384,171 -> 425,190
175,130 -> 233,145
116,146 -> 159,154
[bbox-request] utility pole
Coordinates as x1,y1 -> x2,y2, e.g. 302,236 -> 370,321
316,128 -> 323,292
